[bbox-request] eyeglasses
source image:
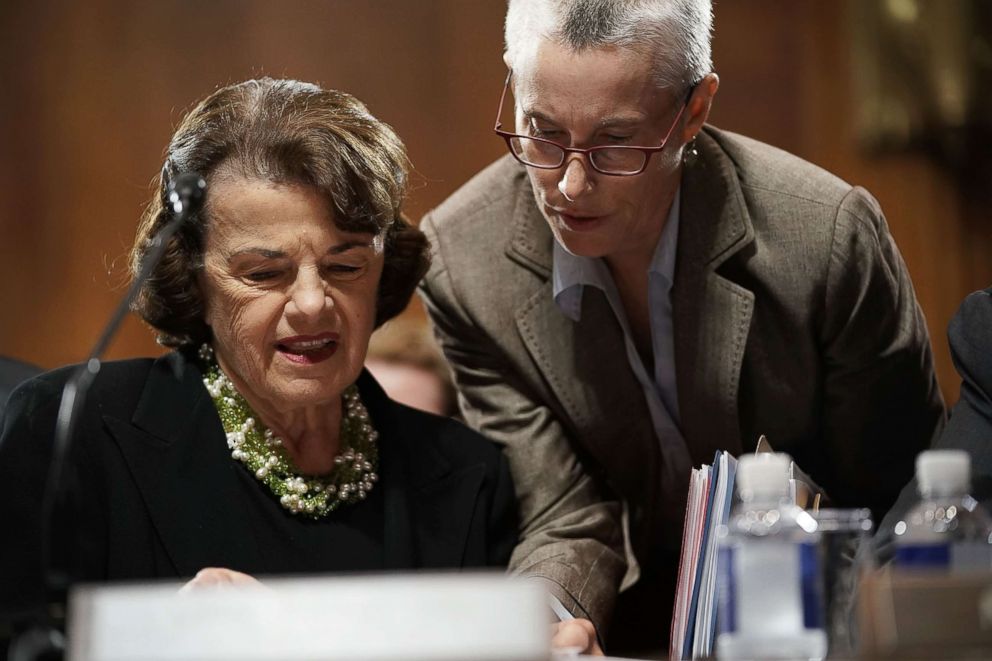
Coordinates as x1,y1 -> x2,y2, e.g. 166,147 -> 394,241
493,69 -> 692,177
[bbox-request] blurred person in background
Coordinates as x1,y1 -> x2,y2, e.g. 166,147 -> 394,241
0,78 -> 517,651
365,317 -> 458,417
419,0 -> 945,655
934,288 -> 992,494
880,286 -> 992,538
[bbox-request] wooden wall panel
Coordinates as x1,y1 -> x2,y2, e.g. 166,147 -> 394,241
708,1 -> 992,404
1,1 -> 989,406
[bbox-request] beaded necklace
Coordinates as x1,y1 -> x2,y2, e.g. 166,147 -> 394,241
199,346 -> 379,518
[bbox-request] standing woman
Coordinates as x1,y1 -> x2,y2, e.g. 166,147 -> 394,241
0,79 -> 517,631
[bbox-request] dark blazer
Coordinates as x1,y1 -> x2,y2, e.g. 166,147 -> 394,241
940,288 -> 992,488
420,127 -> 945,634
880,287 -> 992,537
0,352 -> 518,621
0,356 -> 41,420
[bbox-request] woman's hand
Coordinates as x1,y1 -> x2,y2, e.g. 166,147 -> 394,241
178,567 -> 261,593
551,618 -> 604,656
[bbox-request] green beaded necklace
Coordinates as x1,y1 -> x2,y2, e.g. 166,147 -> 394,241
200,346 -> 379,519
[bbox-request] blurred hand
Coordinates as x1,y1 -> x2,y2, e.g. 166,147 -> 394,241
178,567 -> 261,593
551,618 -> 603,656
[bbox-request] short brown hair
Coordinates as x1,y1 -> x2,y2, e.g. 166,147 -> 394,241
130,78 -> 429,348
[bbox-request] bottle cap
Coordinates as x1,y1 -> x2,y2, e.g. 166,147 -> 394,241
737,453 -> 791,499
917,449 -> 971,497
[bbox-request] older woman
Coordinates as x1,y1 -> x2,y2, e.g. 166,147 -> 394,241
0,79 -> 517,626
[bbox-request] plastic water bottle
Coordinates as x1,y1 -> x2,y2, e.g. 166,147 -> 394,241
716,453 -> 827,660
893,449 -> 992,571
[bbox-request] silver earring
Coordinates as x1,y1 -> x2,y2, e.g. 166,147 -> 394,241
683,137 -> 699,167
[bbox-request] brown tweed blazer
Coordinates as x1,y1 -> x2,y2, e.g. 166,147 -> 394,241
419,126 -> 945,634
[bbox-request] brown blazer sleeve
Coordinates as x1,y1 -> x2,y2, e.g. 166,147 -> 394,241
816,186 -> 945,518
418,212 -> 626,635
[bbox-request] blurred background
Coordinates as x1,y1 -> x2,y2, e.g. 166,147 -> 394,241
1,0 -> 989,406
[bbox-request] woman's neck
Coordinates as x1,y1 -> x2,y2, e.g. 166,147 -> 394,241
219,360 -> 343,475
259,403 -> 343,475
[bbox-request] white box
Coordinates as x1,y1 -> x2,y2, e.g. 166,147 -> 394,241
67,572 -> 549,661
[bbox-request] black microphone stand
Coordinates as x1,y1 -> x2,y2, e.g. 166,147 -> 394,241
8,173 -> 206,661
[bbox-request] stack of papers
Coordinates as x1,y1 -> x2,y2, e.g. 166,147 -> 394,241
669,450 -> 738,660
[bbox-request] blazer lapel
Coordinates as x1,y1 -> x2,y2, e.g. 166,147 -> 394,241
515,284 -> 661,498
359,371 -> 487,570
673,129 -> 756,464
103,353 -> 267,577
508,183 -> 661,505
505,136 -> 758,470
381,456 -> 486,570
505,167 -> 553,279
411,463 -> 486,568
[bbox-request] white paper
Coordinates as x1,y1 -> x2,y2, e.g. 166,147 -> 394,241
68,572 -> 548,661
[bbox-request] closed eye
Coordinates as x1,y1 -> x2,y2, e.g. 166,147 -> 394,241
526,117 -> 564,141
531,128 -> 564,141
244,270 -> 283,282
603,134 -> 633,144
323,262 -> 366,280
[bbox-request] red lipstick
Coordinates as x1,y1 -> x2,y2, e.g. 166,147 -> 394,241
275,332 -> 339,365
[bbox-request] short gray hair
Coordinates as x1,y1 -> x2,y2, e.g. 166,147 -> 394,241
504,0 -> 713,91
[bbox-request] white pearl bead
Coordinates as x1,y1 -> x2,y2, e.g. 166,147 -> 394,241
209,365 -> 378,516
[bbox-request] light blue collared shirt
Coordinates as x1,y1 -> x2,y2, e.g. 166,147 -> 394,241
552,188 -> 691,486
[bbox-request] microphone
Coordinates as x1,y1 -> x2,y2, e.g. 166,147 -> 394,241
17,173 -> 207,661
167,172 -> 206,215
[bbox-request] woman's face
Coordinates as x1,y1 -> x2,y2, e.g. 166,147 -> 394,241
199,176 -> 384,415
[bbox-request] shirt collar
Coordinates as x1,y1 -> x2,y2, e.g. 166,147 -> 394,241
552,187 -> 682,321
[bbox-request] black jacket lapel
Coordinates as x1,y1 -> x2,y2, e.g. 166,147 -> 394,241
358,371 -> 487,570
106,356 -> 493,576
104,353 -> 267,577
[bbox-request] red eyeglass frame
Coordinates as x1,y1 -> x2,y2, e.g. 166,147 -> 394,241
493,69 -> 694,176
